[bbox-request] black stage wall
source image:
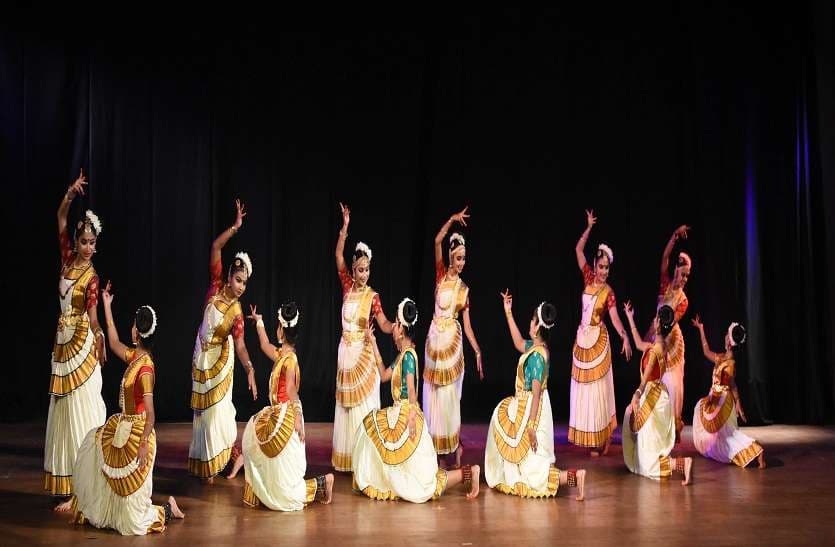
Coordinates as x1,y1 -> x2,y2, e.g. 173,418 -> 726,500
2,6 -> 834,425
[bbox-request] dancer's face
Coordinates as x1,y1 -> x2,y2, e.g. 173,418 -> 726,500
353,258 -> 370,287
674,265 -> 690,289
450,248 -> 466,275
529,313 -> 539,339
594,256 -> 610,283
76,233 -> 96,261
227,270 -> 248,298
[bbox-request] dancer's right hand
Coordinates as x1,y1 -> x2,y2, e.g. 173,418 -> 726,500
102,280 -> 114,307
500,289 -> 513,313
339,202 -> 351,229
691,314 -> 703,330
450,206 -> 470,226
585,209 -> 597,229
247,304 -> 263,324
623,300 -> 634,321
67,168 -> 87,199
233,198 -> 247,230
364,325 -> 376,344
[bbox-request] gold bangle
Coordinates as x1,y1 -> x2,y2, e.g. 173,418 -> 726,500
230,226 -> 238,234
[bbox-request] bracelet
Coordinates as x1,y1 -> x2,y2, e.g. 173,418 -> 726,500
230,225 -> 238,233
244,361 -> 254,372
256,319 -> 265,328
504,310 -> 512,317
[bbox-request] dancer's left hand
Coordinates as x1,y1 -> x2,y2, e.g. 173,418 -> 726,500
137,441 -> 149,469
476,353 -> 484,381
247,368 -> 258,400
295,413 -> 305,443
527,427 -> 538,453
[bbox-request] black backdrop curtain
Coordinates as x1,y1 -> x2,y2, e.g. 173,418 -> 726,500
2,5 -> 834,424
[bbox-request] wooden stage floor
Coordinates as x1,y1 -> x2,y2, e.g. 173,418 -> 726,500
1,422 -> 834,546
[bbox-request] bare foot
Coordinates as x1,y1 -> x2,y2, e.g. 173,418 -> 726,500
168,496 -> 185,519
757,452 -> 766,469
54,498 -> 73,513
320,474 -> 334,505
681,457 -> 693,486
226,454 -> 244,479
575,470 -> 586,501
590,449 -> 600,457
466,465 -> 480,499
601,436 -> 611,456
202,476 -> 214,485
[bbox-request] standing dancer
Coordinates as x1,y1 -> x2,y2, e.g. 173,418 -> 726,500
188,199 -> 258,482
568,210 -> 632,456
46,169 -> 107,499
332,203 -> 393,471
423,207 -> 484,468
649,225 -> 692,441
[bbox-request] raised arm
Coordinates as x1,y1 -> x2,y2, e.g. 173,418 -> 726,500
58,169 -> 87,235
434,207 -> 469,264
691,315 -> 721,364
623,301 -> 651,353
211,199 -> 246,267
101,281 -> 129,363
500,289 -> 527,353
660,225 -> 690,277
247,305 -> 278,362
576,209 -> 596,272
335,202 -> 350,273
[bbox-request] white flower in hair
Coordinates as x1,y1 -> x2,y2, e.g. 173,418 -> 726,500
278,307 -> 300,328
397,297 -> 417,327
355,241 -> 373,261
536,301 -> 555,329
598,243 -> 614,264
139,305 -> 157,338
727,322 -> 745,346
449,233 -> 466,248
234,252 -> 253,278
678,252 -> 692,268
85,210 -> 103,235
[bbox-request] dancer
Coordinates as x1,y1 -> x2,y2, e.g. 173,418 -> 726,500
56,284 -> 184,534
332,203 -> 393,471
423,207 -> 484,467
188,199 -> 258,482
46,169 -> 107,498
568,210 -> 632,456
485,292 -> 586,500
353,298 -> 480,502
649,225 -> 692,441
622,303 -> 692,485
691,316 -> 765,468
228,302 -> 334,509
